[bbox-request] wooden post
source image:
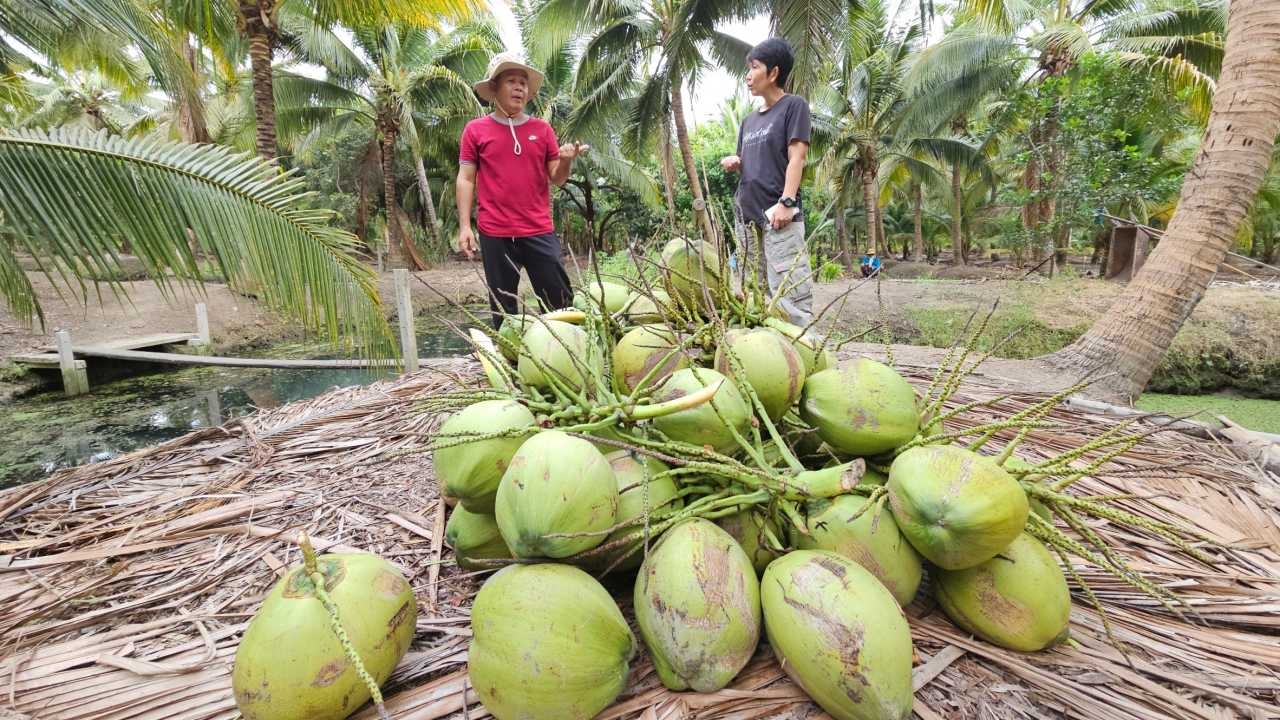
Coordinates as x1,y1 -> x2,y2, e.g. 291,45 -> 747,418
195,303 -> 211,348
203,389 -> 222,427
394,269 -> 419,373
56,329 -> 89,396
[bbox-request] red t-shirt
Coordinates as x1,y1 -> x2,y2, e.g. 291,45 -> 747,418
459,115 -> 560,237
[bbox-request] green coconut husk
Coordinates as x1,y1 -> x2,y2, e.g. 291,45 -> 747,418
469,564 -> 635,720
796,493 -> 923,607
714,327 -> 807,422
634,519 -> 761,692
799,359 -> 920,457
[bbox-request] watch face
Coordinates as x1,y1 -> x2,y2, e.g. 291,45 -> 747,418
781,197 -> 797,208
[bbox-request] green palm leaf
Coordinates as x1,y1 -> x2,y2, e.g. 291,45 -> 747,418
0,128 -> 394,356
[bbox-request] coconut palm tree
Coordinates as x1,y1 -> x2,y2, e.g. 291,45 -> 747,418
529,0 -> 760,247
1049,0 -> 1280,401
920,0 -> 1226,259
812,0 -> 923,255
276,22 -> 500,268
0,128 -> 392,353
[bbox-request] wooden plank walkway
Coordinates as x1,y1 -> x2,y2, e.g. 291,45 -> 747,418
13,333 -> 200,367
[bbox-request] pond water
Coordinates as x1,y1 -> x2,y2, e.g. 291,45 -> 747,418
0,317 -> 477,487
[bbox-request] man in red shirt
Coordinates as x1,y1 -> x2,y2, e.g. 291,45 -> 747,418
456,53 -> 587,328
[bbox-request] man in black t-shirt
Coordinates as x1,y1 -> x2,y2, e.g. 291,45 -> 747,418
721,38 -> 814,326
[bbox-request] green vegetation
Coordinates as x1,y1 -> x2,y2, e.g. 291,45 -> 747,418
1136,393 -> 1280,434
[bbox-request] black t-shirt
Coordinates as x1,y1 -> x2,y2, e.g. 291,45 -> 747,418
735,94 -> 812,227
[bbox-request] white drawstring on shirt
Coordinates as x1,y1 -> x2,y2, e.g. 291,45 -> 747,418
504,111 -> 522,156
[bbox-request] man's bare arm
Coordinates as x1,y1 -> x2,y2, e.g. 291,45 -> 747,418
456,163 -> 479,259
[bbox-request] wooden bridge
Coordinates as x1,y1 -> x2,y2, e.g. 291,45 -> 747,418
11,271 -> 434,396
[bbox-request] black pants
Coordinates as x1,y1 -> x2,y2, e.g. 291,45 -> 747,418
480,232 -> 574,329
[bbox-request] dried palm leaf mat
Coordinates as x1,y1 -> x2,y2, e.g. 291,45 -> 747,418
0,359 -> 1277,720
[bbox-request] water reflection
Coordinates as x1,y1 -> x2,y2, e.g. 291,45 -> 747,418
1,317 -> 476,487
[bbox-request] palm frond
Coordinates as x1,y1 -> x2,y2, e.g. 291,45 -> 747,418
276,8 -> 369,79
774,0 -> 846,95
307,0 -> 477,28
955,0 -> 1038,32
1112,50 -> 1215,119
0,128 -> 394,356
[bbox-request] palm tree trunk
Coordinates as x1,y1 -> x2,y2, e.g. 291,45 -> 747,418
1050,0 -> 1280,401
669,77 -> 716,246
834,198 -> 853,271
381,130 -> 408,269
239,0 -> 277,159
176,34 -> 210,144
659,112 -> 679,227
950,161 -> 965,265
860,168 -> 877,256
413,155 -> 442,249
911,183 -> 924,262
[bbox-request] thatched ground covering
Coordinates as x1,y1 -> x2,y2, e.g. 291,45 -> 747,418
1,357 -> 1277,720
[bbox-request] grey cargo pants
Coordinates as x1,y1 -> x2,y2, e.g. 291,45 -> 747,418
741,220 -> 814,326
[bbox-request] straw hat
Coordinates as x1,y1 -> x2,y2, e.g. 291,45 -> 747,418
473,52 -> 545,104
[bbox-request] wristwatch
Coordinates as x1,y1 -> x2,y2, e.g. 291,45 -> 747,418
779,195 -> 798,209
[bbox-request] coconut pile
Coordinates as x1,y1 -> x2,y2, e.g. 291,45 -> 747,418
222,238 -> 1230,720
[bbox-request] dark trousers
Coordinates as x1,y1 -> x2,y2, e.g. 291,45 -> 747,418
479,232 -> 574,328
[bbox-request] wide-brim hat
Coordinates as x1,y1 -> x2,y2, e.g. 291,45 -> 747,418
473,52 -> 544,104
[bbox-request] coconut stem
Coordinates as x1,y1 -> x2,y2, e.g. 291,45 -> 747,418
298,533 -> 392,720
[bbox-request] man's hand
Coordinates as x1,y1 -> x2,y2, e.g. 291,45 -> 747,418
768,203 -> 798,231
458,226 -> 478,260
559,142 -> 591,161
721,154 -> 741,172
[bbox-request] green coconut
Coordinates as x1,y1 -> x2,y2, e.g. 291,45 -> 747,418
517,319 -> 599,392
496,314 -> 531,362
634,519 -> 761,692
761,551 -> 914,720
717,509 -> 784,575
591,280 -> 630,313
799,359 -> 919,457
887,445 -> 1030,570
233,553 -> 416,720
764,319 -> 836,374
435,400 -> 536,514
469,564 -> 635,720
650,367 -> 751,453
623,289 -> 674,323
592,451 -> 683,572
714,327 -> 806,421
661,238 -> 723,311
796,495 -> 922,606
934,532 -> 1071,651
494,430 -> 618,558
444,506 -> 511,571
612,324 -> 689,394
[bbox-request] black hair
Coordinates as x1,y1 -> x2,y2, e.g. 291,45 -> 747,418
747,37 -> 795,89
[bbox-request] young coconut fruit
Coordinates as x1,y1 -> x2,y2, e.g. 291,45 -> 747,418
650,368 -> 751,453
577,280 -> 629,314
517,318 -> 599,392
634,519 -> 761,692
661,238 -> 723,312
435,400 -> 536,514
887,445 -> 1029,570
761,550 -> 914,720
764,318 -> 836,374
496,314 -> 531,361
622,289 -> 674,323
444,506 -> 511,570
933,532 -> 1071,651
799,359 -> 919,457
470,563 -> 635,720
233,540 -> 416,720
495,430 -> 619,558
612,324 -> 689,394
796,494 -> 923,606
714,327 -> 806,421
717,508 -> 785,574
593,451 -> 683,571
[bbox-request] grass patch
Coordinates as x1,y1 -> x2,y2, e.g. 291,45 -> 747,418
1136,393 -> 1280,434
905,306 -> 1087,359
